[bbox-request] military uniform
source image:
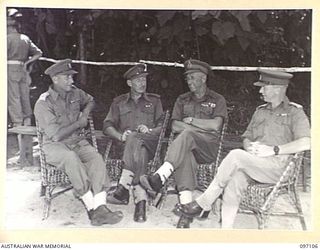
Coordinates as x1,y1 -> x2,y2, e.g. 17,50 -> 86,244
185,69 -> 311,228
7,24 -> 42,125
166,88 -> 227,191
34,85 -> 108,197
103,92 -> 164,185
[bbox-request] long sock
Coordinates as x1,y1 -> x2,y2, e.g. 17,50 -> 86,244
93,191 -> 107,209
81,190 -> 94,211
179,190 -> 193,205
119,169 -> 134,190
132,185 -> 148,204
155,162 -> 174,183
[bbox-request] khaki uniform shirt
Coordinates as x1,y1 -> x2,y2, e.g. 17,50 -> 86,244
34,86 -> 94,145
172,88 -> 228,125
242,96 -> 310,162
7,31 -> 42,62
103,92 -> 164,133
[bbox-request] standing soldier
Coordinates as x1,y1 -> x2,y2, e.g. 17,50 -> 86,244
7,8 -> 42,127
103,64 -> 164,223
140,59 -> 228,228
7,8 -> 43,166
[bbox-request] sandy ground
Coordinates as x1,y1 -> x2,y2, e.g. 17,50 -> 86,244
5,134 -> 311,230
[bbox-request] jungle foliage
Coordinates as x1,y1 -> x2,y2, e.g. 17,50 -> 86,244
16,8 -> 311,133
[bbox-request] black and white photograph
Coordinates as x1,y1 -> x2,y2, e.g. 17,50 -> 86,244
3,0 -> 317,243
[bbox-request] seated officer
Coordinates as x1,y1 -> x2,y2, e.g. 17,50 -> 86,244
175,69 -> 311,228
140,59 -> 228,228
103,64 -> 164,222
34,59 -> 123,226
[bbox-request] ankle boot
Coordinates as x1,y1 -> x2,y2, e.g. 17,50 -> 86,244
107,184 -> 129,205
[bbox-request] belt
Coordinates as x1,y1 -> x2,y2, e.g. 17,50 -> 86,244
7,60 -> 24,65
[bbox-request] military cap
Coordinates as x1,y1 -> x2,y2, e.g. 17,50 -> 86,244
184,59 -> 211,75
44,59 -> 78,78
254,69 -> 293,87
123,64 -> 148,80
7,8 -> 22,26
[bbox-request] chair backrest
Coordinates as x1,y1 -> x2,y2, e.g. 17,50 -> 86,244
262,151 -> 305,211
36,116 -> 98,170
149,110 -> 171,167
213,117 -> 228,176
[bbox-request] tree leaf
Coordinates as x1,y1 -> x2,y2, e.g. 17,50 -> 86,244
237,36 -> 250,51
191,10 -> 208,20
211,21 -> 222,37
209,10 -> 221,18
257,11 -> 268,23
194,25 -> 208,36
230,10 -> 251,32
221,22 -> 235,41
156,11 -> 176,27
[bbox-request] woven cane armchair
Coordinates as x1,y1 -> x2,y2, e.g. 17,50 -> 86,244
155,118 -> 228,209
36,117 -> 98,220
104,110 -> 171,183
239,152 -> 307,230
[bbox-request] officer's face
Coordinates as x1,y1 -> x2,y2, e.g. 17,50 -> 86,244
53,74 -> 74,92
259,85 -> 281,102
186,72 -> 207,93
128,76 -> 147,94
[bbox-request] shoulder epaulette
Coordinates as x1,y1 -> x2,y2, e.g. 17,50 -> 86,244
113,93 -> 129,103
38,92 -> 50,101
146,93 -> 160,98
289,102 -> 303,109
179,92 -> 192,100
256,103 -> 268,110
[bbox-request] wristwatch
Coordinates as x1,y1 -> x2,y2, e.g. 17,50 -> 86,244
273,145 -> 280,155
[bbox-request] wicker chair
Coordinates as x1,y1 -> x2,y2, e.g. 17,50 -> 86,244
36,117 -> 98,220
104,110 -> 171,183
155,118 -> 228,209
239,152 -> 307,230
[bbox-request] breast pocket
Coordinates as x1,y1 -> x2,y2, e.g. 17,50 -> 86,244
119,106 -> 132,127
70,100 -> 80,112
200,105 -> 214,118
274,116 -> 292,139
183,104 -> 194,117
142,105 -> 155,127
251,119 -> 265,140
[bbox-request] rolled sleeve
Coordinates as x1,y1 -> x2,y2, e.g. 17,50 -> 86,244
34,101 -> 61,140
171,97 -> 183,121
213,96 -> 227,120
291,108 -> 311,139
103,102 -> 119,132
241,111 -> 258,141
154,99 -> 164,127
28,39 -> 42,56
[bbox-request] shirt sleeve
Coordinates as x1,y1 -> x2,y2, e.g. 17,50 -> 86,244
213,95 -> 228,120
78,88 -> 94,110
34,100 -> 61,140
103,101 -> 120,132
27,37 -> 42,56
171,97 -> 184,121
241,110 -> 259,141
154,98 -> 164,127
291,108 -> 311,139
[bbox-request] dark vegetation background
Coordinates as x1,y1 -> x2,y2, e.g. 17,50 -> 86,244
12,8 -> 311,135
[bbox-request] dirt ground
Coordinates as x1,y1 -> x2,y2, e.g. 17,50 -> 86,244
5,134 -> 312,230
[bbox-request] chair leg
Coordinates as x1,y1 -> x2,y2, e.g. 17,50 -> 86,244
40,183 -> 46,197
256,212 -> 268,230
293,186 -> 307,230
42,185 -> 52,220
